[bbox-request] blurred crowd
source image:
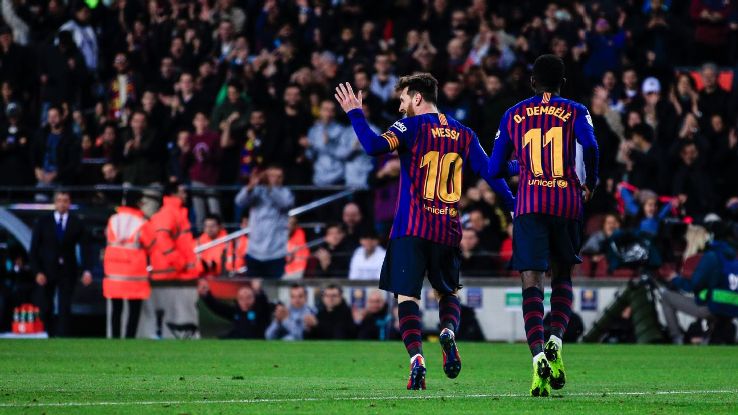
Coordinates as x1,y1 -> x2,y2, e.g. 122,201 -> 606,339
0,0 -> 738,276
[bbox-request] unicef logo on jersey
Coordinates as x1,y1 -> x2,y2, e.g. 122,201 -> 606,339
392,121 -> 407,132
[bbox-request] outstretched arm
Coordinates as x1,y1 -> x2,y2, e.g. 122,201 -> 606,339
488,116 -> 515,179
335,82 -> 394,156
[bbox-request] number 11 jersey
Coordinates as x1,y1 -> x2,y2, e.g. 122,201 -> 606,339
492,93 -> 598,220
380,112 -> 510,247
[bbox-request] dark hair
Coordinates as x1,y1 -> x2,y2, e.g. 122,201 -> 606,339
532,54 -> 565,91
290,283 -> 307,294
627,123 -> 654,143
123,190 -> 142,207
325,222 -> 344,232
164,181 -> 182,196
204,214 -> 222,225
395,73 -> 438,104
324,283 -> 342,294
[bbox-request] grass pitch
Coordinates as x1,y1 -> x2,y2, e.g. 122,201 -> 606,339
0,340 -> 736,414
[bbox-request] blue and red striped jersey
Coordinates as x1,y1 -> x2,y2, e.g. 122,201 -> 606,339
488,93 -> 599,220
347,109 -> 515,247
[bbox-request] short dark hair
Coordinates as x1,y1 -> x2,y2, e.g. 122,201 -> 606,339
627,123 -> 653,143
532,54 -> 565,91
395,73 -> 438,104
163,181 -> 181,196
324,283 -> 342,294
204,214 -> 222,225
123,190 -> 142,207
290,283 -> 307,294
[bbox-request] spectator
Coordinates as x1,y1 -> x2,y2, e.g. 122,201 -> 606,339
697,63 -> 730,125
278,84 -> 312,185
120,111 -> 162,186
459,228 -> 489,276
306,223 -> 352,278
466,208 -> 501,251
210,80 -> 250,133
673,141 -> 717,218
370,53 -> 398,103
690,1 -> 732,64
583,17 -> 626,84
348,229 -> 386,280
108,52 -> 140,124
234,165 -> 294,278
59,3 -> 98,72
618,124 -> 662,192
31,106 -> 81,190
265,284 -> 315,341
197,279 -> 270,339
356,290 -> 391,340
305,100 -> 350,186
304,284 -> 357,340
195,215 -> 227,278
30,191 -> 92,336
581,214 -> 621,258
341,202 -> 367,250
0,103 -> 33,186
180,111 -> 221,229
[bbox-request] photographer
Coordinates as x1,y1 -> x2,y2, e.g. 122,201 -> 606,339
662,221 -> 738,344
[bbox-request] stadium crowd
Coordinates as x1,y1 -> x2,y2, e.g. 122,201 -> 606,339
1,1 -> 738,340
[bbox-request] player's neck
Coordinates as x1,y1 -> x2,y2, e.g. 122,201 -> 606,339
534,89 -> 560,96
413,104 -> 439,116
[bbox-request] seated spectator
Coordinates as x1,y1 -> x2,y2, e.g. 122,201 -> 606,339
265,284 -> 315,341
348,229 -> 386,280
621,188 -> 675,236
466,208 -> 501,251
581,214 -> 621,259
304,284 -> 357,339
306,224 -> 353,278
197,279 -> 270,339
356,290 -> 391,340
341,202 -> 368,250
459,228 -> 489,276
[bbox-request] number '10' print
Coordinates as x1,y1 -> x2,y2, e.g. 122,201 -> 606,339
420,151 -> 463,203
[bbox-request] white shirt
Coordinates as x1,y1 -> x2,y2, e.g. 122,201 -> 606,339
53,211 -> 68,230
348,246 -> 386,280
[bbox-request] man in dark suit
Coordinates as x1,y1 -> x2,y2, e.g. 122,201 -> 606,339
30,191 -> 92,336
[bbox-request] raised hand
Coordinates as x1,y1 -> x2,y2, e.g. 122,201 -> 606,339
334,82 -> 363,113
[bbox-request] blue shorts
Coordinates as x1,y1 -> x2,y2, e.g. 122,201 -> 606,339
511,214 -> 583,272
380,236 -> 461,299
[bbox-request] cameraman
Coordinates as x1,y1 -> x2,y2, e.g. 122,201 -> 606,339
662,221 -> 738,344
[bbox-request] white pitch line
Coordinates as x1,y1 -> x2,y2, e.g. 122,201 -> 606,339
0,389 -> 735,408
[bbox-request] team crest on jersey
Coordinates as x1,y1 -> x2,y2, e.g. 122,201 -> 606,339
449,208 -> 458,217
557,180 -> 568,188
392,121 -> 407,132
494,130 -> 500,140
585,111 -> 593,127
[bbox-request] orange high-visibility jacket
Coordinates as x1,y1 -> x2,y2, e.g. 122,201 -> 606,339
196,230 -> 227,277
285,227 -> 309,275
103,206 -> 154,300
225,235 -> 249,273
148,196 -> 198,280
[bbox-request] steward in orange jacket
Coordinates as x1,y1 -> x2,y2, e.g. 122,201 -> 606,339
102,192 -> 154,338
285,217 -> 309,277
148,185 -> 198,280
196,215 -> 227,277
225,214 -> 249,274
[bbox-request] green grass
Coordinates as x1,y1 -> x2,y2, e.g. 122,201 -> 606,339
0,340 -> 736,414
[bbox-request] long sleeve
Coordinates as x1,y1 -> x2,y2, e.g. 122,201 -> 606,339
234,186 -> 263,209
201,292 -> 237,320
488,112 -> 514,179
467,132 -> 515,211
29,218 -> 43,275
346,109 -> 415,156
573,105 -> 599,190
267,187 -> 295,211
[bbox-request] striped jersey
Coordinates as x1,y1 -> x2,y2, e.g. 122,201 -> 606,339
347,109 -> 515,247
489,93 -> 598,220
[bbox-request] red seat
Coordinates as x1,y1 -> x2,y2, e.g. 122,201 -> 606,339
681,254 -> 703,280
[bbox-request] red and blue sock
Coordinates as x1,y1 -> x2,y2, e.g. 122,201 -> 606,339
522,286 -> 545,356
438,294 -> 461,333
398,301 -> 423,357
550,278 -> 573,339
